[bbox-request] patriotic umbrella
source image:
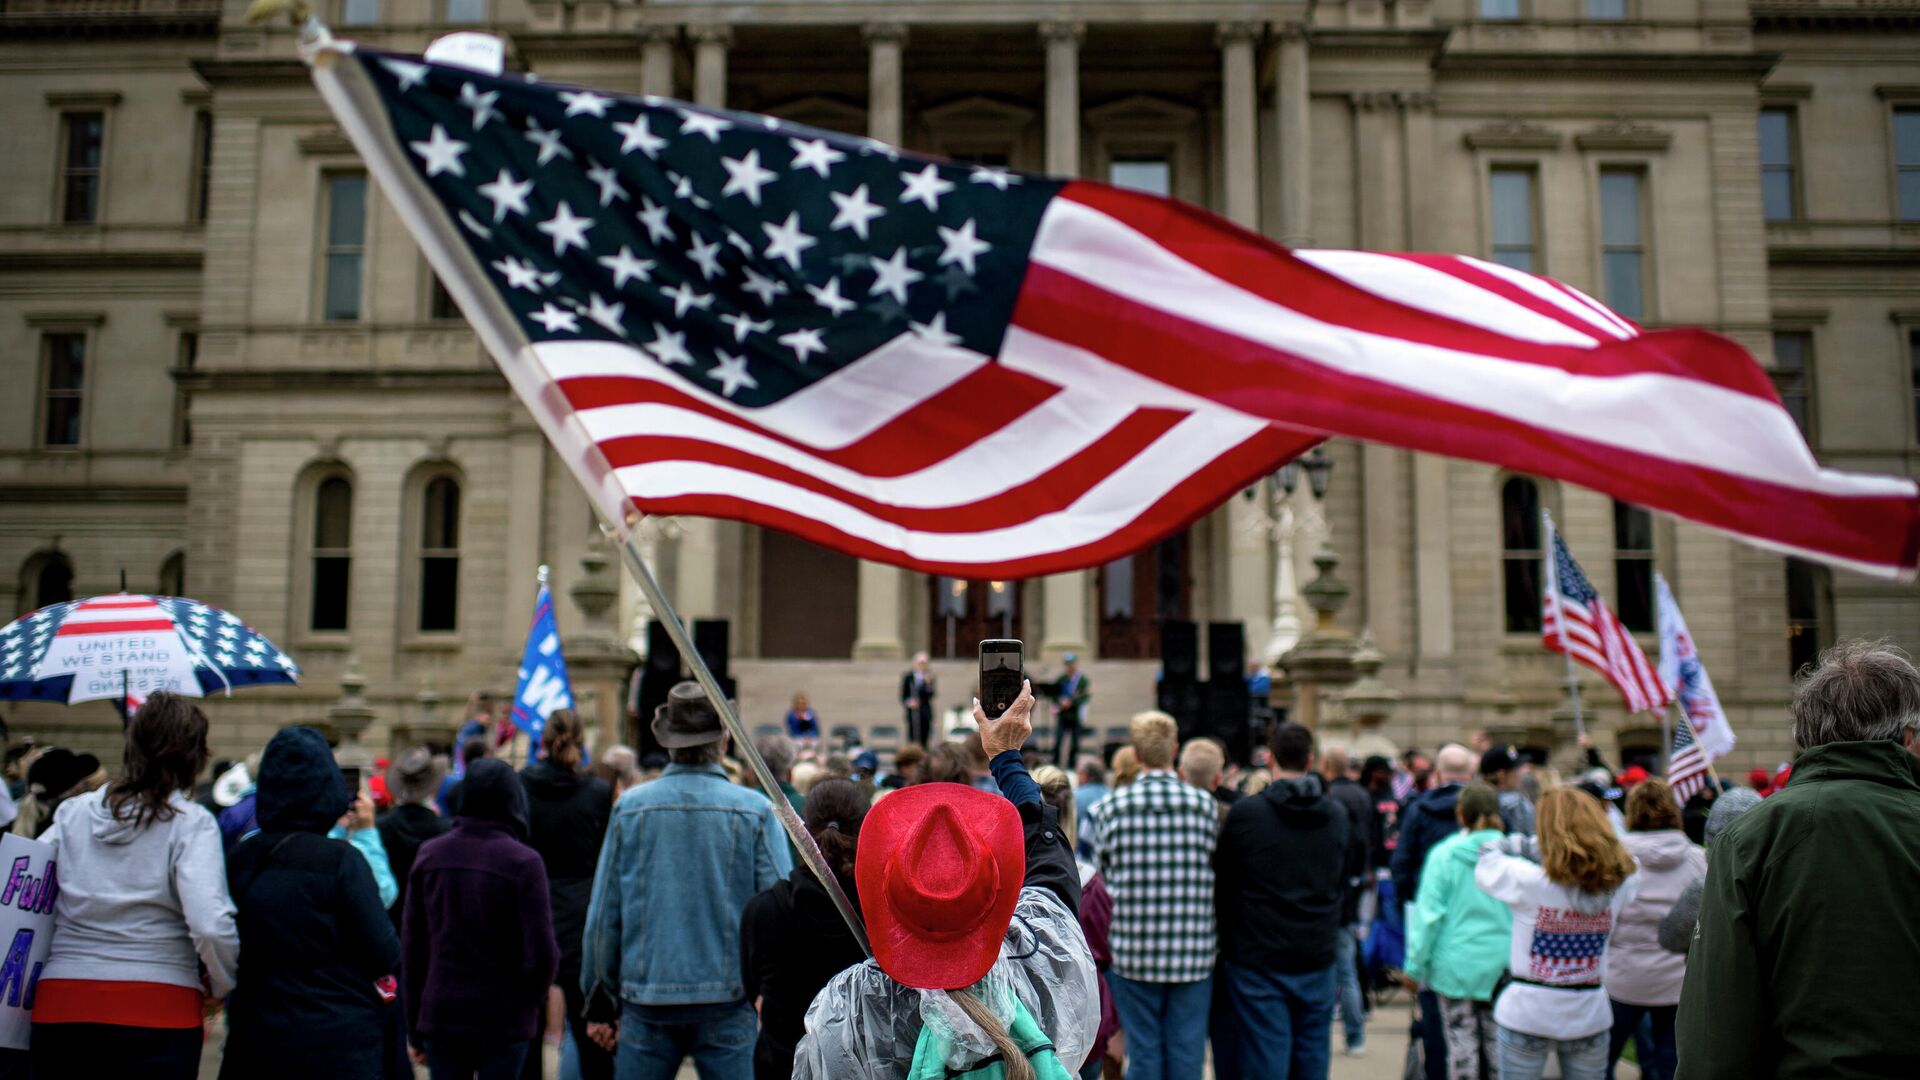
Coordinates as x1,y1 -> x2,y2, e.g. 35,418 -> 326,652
309,40 -> 1920,580
0,594 -> 300,705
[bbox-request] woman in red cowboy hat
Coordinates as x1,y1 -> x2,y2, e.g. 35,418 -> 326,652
794,681 -> 1101,1079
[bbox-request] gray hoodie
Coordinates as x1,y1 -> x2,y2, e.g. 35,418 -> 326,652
41,788 -> 239,997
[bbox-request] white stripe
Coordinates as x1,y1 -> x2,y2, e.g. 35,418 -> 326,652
1459,257 -> 1635,341
1033,197 -> 1916,502
1293,250 -> 1602,348
62,605 -> 170,625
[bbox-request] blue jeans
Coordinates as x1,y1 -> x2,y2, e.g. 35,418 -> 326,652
1496,1026 -> 1608,1080
1606,1000 -> 1676,1080
1223,961 -> 1337,1080
616,1000 -> 755,1080
426,1036 -> 531,1080
1333,924 -> 1366,1051
1106,972 -> 1212,1080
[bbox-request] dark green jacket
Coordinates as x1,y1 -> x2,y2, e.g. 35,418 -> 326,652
1675,739 -> 1920,1079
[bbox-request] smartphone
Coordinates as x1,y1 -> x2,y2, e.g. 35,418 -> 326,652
979,639 -> 1025,722
341,767 -> 363,793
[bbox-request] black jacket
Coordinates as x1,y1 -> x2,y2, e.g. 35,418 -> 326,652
222,727 -> 402,1080
1389,782 -> 1461,908
741,867 -> 868,1080
519,759 -> 612,987
376,803 -> 449,928
1214,774 -> 1365,974
1327,776 -> 1376,923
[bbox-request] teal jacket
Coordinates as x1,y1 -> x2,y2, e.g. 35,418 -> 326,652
1403,828 -> 1511,1002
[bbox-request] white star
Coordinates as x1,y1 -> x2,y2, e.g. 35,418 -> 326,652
687,234 -> 725,281
899,163 -> 956,211
492,256 -> 544,292
668,171 -> 711,210
969,165 -> 1021,190
725,229 -> 756,256
857,136 -> 901,161
636,198 -> 675,244
740,267 -> 789,307
676,108 -> 732,142
477,168 -> 533,222
529,303 -> 580,333
937,218 -> 992,275
867,246 -> 924,305
807,276 -> 858,317
273,652 -> 295,669
778,327 -> 827,363
709,350 -> 757,398
719,312 -> 773,342
409,124 -> 469,178
612,115 -> 668,158
720,149 -> 778,206
381,59 -> 429,92
761,211 -> 817,270
536,203 -> 594,255
829,184 -> 886,241
597,246 -> 655,289
585,160 -> 629,207
642,323 -> 693,367
661,281 -> 714,318
910,310 -> 963,348
788,137 -> 845,178
584,293 -> 628,336
459,83 -> 503,130
560,90 -> 613,117
525,119 -> 573,165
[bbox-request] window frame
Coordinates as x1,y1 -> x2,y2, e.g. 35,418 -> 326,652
17,551 -> 75,617
1479,0 -> 1523,20
424,261 -> 460,322
1596,164 -> 1652,322
1768,327 -> 1817,445
55,109 -> 107,226
158,551 -> 186,599
187,109 -> 214,225
443,0 -> 486,24
294,464 -> 356,640
1758,107 -> 1801,224
340,0 -> 380,26
1584,0 -> 1628,20
1612,501 -> 1656,634
405,465 -> 465,637
1499,474 -> 1554,637
1893,105 -> 1920,223
172,328 -> 198,449
37,328 -> 91,450
318,171 -> 369,323
1784,558 -> 1832,680
1487,163 -> 1541,274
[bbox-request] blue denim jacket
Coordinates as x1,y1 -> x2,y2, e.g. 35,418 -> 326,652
582,764 -> 792,1007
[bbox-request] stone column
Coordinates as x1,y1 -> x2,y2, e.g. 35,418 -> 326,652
690,24 -> 731,109
864,23 -> 907,146
1041,21 -> 1083,176
1217,22 -> 1260,229
567,538 -> 640,750
640,26 -> 676,98
1273,23 -> 1312,247
853,563 -> 905,660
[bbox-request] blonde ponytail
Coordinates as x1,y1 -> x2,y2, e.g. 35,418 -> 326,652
948,986 -> 1034,1080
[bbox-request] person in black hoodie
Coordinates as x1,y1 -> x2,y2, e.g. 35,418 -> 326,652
1214,722 -> 1366,1079
404,757 -> 559,1079
377,747 -> 450,929
739,778 -> 870,1080
222,726 -> 404,1080
516,709 -> 613,1080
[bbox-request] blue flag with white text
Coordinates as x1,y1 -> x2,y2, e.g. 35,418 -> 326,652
513,583 -> 573,754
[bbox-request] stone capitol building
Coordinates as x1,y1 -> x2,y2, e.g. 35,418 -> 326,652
1,0 -> 1916,773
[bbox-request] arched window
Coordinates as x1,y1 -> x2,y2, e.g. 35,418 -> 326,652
1785,559 -> 1831,678
417,474 -> 460,632
311,475 -> 352,631
1613,501 -> 1655,633
158,551 -> 186,598
18,552 -> 74,616
1501,477 -> 1544,633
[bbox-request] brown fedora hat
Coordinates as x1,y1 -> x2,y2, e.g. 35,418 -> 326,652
652,681 -> 726,749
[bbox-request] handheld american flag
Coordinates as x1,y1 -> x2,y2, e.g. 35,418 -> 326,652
310,43 -> 1920,579
1542,513 -> 1674,715
1666,708 -> 1712,803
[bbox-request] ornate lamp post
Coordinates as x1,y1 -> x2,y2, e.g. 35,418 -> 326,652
1246,445 -> 1335,667
1276,446 -> 1362,731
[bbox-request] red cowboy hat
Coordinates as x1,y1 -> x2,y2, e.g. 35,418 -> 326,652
856,782 -> 1025,991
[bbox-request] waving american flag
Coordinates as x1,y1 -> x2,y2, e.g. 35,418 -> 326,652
1543,513 -> 1673,715
310,43 -> 1920,579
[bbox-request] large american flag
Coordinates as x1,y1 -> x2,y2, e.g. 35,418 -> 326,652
1542,513 -> 1674,715
1667,711 -> 1711,802
310,43 -> 1920,580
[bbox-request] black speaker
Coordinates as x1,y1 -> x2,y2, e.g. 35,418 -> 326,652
692,619 -> 730,681
1160,620 -> 1198,683
646,621 -> 680,672
1208,622 -> 1245,684
1157,678 -> 1202,744
1205,681 -> 1253,765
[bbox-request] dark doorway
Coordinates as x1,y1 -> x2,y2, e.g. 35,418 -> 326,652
759,530 -> 857,658
1097,530 -> 1191,659
928,577 -> 1024,660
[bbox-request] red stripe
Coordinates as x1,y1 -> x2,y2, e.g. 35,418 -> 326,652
1012,267 -> 1920,572
54,619 -> 175,636
1386,253 -> 1631,342
77,598 -> 160,611
1055,182 -> 1781,401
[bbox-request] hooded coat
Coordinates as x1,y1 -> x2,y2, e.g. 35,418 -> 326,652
1604,829 -> 1704,1007
375,802 -> 449,928
1214,773 -> 1367,974
221,726 -> 402,1080
402,757 -> 558,1047
519,758 -> 611,992
741,865 -> 868,1080
1390,782 -> 1463,910
1403,828 -> 1512,1002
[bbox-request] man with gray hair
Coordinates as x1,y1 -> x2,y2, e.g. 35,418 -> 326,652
1676,641 -> 1920,1079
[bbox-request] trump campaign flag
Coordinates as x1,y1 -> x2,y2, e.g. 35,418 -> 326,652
307,40 -> 1920,581
1657,574 -> 1735,762
512,579 -> 573,755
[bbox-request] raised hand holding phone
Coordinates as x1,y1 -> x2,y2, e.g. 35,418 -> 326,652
973,680 -> 1034,759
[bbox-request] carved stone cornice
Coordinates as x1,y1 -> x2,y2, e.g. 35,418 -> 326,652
861,21 -> 908,46
1215,20 -> 1262,47
1038,20 -> 1086,46
1574,117 -> 1671,152
687,22 -> 733,48
297,127 -> 356,157
1463,117 -> 1562,151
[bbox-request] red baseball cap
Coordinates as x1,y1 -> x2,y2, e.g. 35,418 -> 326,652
1620,766 -> 1649,787
856,782 -> 1025,991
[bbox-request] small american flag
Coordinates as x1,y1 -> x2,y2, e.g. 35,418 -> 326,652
1542,514 -> 1674,715
308,44 -> 1920,580
1667,711 -> 1711,802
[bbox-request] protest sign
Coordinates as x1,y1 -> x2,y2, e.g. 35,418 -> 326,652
0,833 -> 56,1051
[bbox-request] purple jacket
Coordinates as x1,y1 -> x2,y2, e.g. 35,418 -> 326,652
401,759 -> 558,1045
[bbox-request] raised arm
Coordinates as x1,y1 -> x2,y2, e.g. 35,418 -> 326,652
976,681 -> 1081,914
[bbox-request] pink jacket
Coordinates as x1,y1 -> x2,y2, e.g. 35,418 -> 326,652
1605,829 -> 1706,1006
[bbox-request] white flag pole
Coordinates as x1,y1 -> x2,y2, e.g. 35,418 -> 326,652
1543,510 -> 1585,741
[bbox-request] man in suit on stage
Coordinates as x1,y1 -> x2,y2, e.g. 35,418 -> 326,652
900,651 -> 936,746
1053,653 -> 1091,766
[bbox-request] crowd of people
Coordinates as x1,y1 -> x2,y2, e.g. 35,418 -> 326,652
0,639 -> 1914,1080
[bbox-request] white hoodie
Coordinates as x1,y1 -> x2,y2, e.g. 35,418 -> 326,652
40,789 -> 239,996
1476,839 -> 1638,1041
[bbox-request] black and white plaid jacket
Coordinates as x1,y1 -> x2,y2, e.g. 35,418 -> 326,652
1089,769 -> 1219,982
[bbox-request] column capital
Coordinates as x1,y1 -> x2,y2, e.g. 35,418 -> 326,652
1215,20 -> 1262,47
1395,89 -> 1438,112
1270,20 -> 1309,43
639,24 -> 678,45
1038,20 -> 1085,46
1348,91 -> 1398,113
862,21 -> 909,46
687,22 -> 733,47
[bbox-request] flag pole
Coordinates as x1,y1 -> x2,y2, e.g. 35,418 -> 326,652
604,513 -> 871,957
1543,510 -> 1586,741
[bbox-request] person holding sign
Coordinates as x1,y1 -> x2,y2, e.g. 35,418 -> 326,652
30,693 -> 239,1079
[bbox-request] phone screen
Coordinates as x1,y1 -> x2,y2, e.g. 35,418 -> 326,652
979,639 -> 1024,721
341,767 -> 363,793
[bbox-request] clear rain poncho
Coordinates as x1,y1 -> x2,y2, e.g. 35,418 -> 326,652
792,884 -> 1101,1078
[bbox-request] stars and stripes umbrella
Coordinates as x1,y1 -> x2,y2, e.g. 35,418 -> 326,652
0,594 -> 300,706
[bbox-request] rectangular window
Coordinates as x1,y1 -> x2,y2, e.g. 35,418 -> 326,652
323,174 -> 367,321
1587,0 -> 1626,18
1759,109 -> 1797,222
1785,559 -> 1829,678
1898,109 -> 1920,221
1613,502 -> 1655,633
445,0 -> 485,22
1108,158 -> 1171,198
1770,330 -> 1813,439
40,333 -> 86,447
189,110 -> 213,224
1490,167 -> 1537,272
429,274 -> 459,320
173,331 -> 197,448
1599,168 -> 1646,320
1481,0 -> 1521,18
342,0 -> 379,25
59,112 -> 105,224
